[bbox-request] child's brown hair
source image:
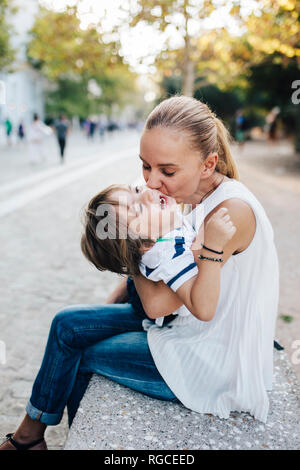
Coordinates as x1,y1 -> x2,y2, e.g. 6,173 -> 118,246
81,184 -> 153,276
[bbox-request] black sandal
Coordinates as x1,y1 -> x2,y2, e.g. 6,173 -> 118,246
3,433 -> 45,450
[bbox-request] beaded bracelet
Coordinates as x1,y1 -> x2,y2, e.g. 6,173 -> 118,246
201,243 -> 224,255
198,254 -> 223,263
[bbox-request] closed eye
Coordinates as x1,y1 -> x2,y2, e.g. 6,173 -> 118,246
142,164 -> 175,177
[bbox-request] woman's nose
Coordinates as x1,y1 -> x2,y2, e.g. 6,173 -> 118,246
145,172 -> 162,191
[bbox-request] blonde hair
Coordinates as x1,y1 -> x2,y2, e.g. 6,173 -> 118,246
145,95 -> 239,180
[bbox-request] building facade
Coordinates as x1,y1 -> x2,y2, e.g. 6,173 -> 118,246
0,0 -> 45,141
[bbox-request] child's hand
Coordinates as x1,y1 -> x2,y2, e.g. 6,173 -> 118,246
204,207 -> 236,252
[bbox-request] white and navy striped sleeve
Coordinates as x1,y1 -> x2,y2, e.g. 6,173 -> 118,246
140,236 -> 198,292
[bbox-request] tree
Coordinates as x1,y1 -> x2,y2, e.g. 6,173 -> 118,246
123,0 -> 300,96
232,0 -> 300,152
125,0 -> 219,96
0,0 -> 16,70
231,0 -> 300,66
125,0 -> 300,151
27,5 -> 137,117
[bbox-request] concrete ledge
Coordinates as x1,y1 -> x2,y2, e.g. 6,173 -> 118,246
64,350 -> 300,450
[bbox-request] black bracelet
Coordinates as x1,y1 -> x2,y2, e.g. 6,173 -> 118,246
198,254 -> 223,262
201,243 -> 224,255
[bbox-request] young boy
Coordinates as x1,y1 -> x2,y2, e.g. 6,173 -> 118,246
81,184 -> 235,324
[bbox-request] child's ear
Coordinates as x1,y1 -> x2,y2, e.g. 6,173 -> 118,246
140,240 -> 155,253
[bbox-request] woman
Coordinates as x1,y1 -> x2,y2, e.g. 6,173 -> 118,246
0,96 -> 279,450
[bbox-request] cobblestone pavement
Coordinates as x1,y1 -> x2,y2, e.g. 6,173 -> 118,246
0,134 -> 299,450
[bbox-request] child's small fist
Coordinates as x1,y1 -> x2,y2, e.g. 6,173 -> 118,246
204,207 -> 236,251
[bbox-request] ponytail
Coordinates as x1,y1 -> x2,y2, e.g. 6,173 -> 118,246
145,96 -> 240,180
214,116 -> 239,180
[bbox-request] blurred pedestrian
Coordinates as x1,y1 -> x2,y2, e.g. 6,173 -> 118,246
83,119 -> 90,137
18,122 -> 25,141
4,118 -> 12,145
235,110 -> 246,149
98,121 -> 106,141
54,114 -> 70,164
88,119 -> 97,139
266,107 -> 280,143
28,113 -> 53,164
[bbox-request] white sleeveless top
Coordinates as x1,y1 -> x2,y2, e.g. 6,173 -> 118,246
143,179 -> 279,423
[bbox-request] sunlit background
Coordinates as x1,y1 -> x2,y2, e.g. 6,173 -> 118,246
0,0 -> 299,143
0,1 -> 300,449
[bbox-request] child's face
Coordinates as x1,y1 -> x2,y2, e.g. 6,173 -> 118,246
112,185 -> 183,241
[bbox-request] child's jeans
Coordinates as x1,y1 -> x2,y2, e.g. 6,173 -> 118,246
26,302 -> 178,427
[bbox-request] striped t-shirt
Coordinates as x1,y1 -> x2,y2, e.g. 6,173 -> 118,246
139,217 -> 198,326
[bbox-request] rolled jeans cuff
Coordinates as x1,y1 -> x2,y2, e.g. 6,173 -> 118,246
26,400 -> 63,426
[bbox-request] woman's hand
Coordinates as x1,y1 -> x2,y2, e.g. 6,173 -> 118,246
204,207 -> 236,252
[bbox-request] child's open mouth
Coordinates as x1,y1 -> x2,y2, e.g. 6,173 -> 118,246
159,195 -> 167,209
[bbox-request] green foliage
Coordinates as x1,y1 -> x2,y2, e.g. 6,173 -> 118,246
0,0 -> 16,70
195,85 -> 244,120
127,1 -> 300,95
46,78 -> 91,119
129,0 -> 216,31
245,55 -> 300,140
27,5 -> 137,117
143,0 -> 300,148
160,74 -> 182,99
280,314 -> 294,323
125,0 -> 221,96
246,55 -> 299,110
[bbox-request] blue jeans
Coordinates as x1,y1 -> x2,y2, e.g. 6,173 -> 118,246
26,303 -> 178,427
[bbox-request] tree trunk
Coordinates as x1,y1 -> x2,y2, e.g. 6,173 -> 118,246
182,2 -> 194,97
182,59 -> 195,97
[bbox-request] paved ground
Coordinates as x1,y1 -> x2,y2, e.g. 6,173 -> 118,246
0,132 -> 299,450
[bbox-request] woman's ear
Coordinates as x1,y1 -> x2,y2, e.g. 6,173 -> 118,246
202,153 -> 219,177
